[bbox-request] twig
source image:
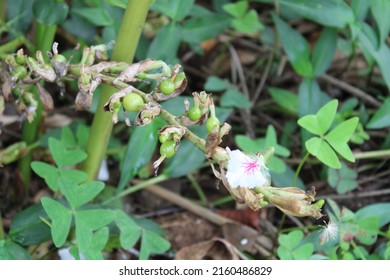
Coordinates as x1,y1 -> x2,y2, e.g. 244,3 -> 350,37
317,187 -> 390,201
320,74 -> 382,107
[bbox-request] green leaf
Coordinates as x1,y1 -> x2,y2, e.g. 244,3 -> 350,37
41,197 -> 72,247
139,230 -> 171,260
325,117 -> 359,162
268,87 -> 298,115
84,227 -> 110,260
235,135 -> 262,153
311,28 -> 337,77
61,169 -> 88,184
232,10 -> 264,34
292,243 -> 314,260
367,98 -> 390,129
118,119 -> 161,191
356,203 -> 390,227
0,240 -> 33,260
220,88 -> 252,108
277,246 -> 293,260
147,23 -> 182,64
298,100 -> 338,136
358,24 -> 390,91
32,0 -> 69,25
115,210 -> 141,249
71,7 -> 113,26
75,209 -> 115,231
106,0 -> 127,9
371,0 -> 390,45
204,76 -> 229,91
278,0 -> 354,28
7,0 -> 34,34
60,126 -> 77,148
278,230 -> 303,250
306,137 -> 341,169
223,1 -> 248,18
9,204 -> 51,246
298,78 -> 331,117
31,161 -> 60,191
181,14 -> 230,44
351,0 -> 372,21
151,0 -> 195,21
58,177 -> 104,209
327,162 -> 358,194
273,14 -> 313,77
48,138 -> 87,168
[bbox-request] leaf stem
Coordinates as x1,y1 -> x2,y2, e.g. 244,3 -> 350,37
354,149 -> 390,160
82,0 -> 152,180
102,174 -> 168,206
292,151 -> 310,186
187,173 -> 207,205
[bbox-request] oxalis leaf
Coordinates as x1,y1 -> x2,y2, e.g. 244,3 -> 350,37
139,229 -> 171,260
41,197 -> 72,248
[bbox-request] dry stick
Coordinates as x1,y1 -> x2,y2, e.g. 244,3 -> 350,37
320,74 -> 382,107
145,184 -> 273,256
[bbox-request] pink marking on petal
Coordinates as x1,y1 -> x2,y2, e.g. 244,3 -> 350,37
241,157 -> 259,175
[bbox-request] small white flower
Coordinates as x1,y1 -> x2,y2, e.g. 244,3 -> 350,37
225,149 -> 271,189
319,220 -> 339,244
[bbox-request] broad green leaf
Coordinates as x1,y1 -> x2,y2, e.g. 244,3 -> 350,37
41,197 -> 72,247
312,28 -> 337,77
223,1 -> 248,18
278,0 -> 354,28
356,218 -> 379,246
9,204 -> 51,246
268,87 -> 298,115
58,177 -> 104,209
0,240 -> 33,260
118,119 -> 162,191
61,170 -> 88,184
298,100 -> 338,136
48,138 -> 87,168
264,125 -> 290,157
204,76 -> 229,91
235,135 -> 261,153
31,161 -> 60,191
115,210 -> 141,249
306,137 -> 341,169
277,246 -> 293,260
367,98 -> 390,129
271,165 -> 304,189
63,10 -> 97,42
325,117 -> 359,162
147,23 -> 182,64
139,230 -> 171,260
351,0 -> 372,21
358,24 -> 390,91
151,0 -> 195,21
273,14 -> 313,77
60,126 -> 77,148
220,88 -> 252,108
371,0 -> 390,45
182,14 -> 230,44
292,243 -> 314,260
106,0 -> 127,9
327,162 -> 358,194
298,78 -> 331,117
7,0 -> 34,34
232,10 -> 264,34
267,156 -> 286,173
32,0 -> 69,25
355,203 -> 390,227
72,7 -> 113,26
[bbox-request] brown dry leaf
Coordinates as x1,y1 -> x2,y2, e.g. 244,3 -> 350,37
36,83 -> 54,110
175,238 -> 241,260
216,208 -> 259,229
75,91 -> 93,111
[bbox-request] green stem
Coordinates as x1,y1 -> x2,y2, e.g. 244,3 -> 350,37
354,149 -> 390,160
292,151 -> 310,186
0,36 -> 25,53
102,174 -> 168,206
18,22 -> 56,189
187,173 -> 207,205
0,0 -> 6,23
82,0 -> 152,180
350,240 -> 366,260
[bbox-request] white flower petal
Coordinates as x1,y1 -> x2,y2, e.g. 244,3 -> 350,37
226,149 -> 271,189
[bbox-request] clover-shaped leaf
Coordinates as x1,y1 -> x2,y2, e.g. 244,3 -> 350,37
41,197 -> 72,248
48,138 -> 87,168
277,230 -> 314,260
58,177 -> 104,209
298,100 -> 359,169
327,162 -> 358,194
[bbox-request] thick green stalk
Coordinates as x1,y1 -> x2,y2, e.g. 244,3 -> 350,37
18,22 -> 56,188
82,0 -> 152,180
0,212 -> 4,240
